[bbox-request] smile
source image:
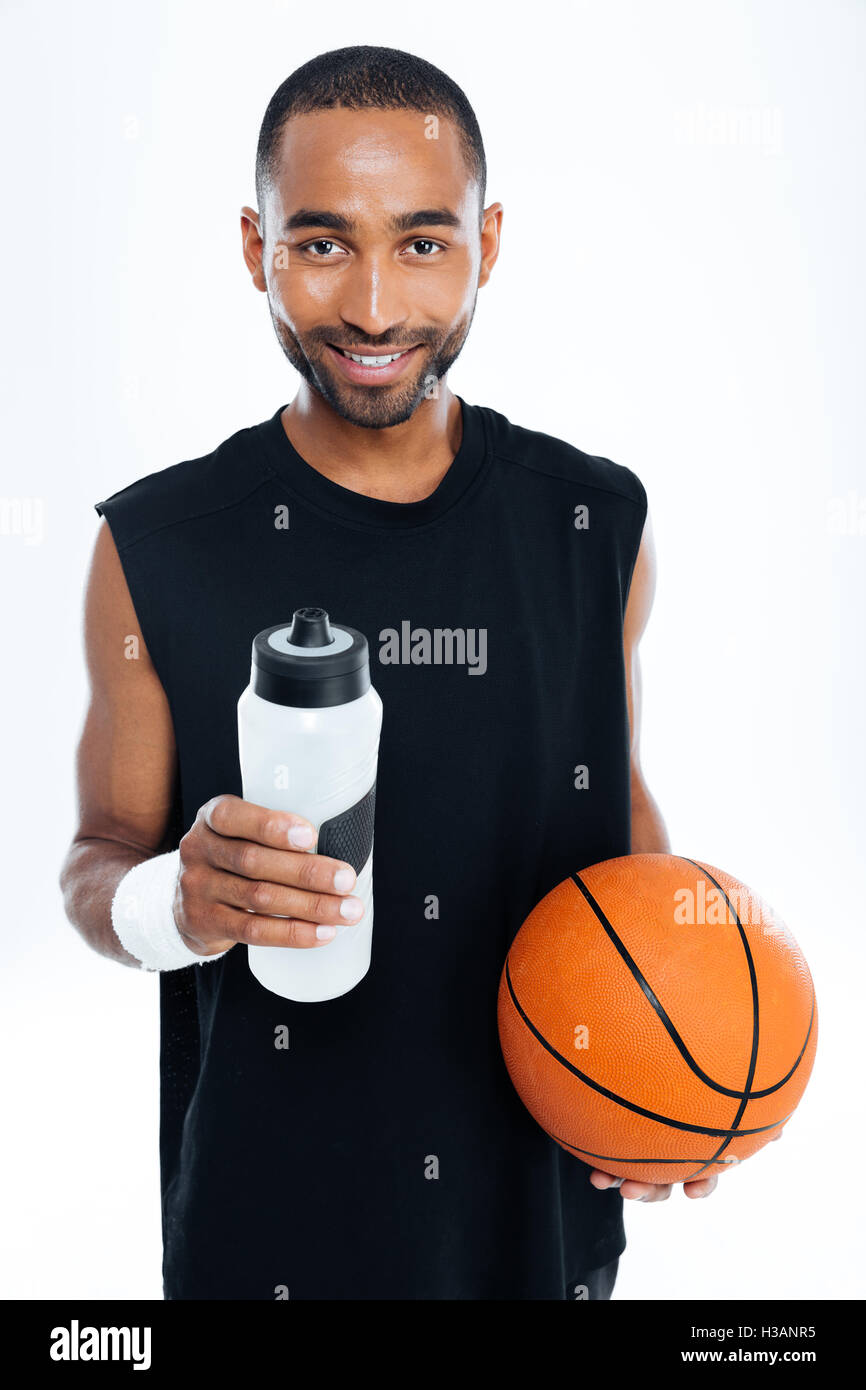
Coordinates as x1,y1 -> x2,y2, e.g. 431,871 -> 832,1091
332,346 -> 415,366
325,342 -> 422,384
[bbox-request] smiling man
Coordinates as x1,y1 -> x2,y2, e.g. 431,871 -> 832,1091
60,45 -> 715,1303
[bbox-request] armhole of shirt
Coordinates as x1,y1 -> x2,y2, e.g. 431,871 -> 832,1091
621,471 -> 649,621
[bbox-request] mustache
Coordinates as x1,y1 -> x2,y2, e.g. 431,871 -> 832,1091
305,328 -> 438,352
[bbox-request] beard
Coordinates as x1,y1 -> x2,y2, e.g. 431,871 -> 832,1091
267,298 -> 477,429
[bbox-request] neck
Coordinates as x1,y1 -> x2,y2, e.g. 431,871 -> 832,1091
279,383 -> 463,503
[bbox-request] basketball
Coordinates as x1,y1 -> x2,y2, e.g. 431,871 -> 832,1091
497,853 -> 818,1184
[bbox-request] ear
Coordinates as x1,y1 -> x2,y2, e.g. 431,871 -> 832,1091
478,202 -> 503,288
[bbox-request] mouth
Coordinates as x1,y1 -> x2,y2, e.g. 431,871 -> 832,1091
325,342 -> 422,385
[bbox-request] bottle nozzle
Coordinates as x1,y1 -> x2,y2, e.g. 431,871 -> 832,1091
288,606 -> 334,647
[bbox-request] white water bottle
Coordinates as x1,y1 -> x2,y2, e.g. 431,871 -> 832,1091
237,606 -> 383,1002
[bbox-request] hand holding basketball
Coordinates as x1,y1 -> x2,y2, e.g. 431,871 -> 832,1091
587,1126 -> 783,1202
589,1123 -> 783,1200
590,1169 -> 717,1201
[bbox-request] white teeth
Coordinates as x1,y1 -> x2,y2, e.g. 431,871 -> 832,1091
340,349 -> 407,366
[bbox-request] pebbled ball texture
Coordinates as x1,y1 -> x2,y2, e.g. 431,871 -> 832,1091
497,853 -> 818,1184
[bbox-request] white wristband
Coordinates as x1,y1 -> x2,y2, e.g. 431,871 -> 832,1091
111,848 -> 229,972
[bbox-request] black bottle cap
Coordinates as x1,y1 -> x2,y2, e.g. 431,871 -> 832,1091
250,608 -> 371,709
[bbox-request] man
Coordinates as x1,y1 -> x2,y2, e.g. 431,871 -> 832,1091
60,44 -> 717,1302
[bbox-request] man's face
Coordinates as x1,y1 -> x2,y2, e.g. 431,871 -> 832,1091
251,107 -> 497,429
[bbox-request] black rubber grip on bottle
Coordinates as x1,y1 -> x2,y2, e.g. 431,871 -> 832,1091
317,782 -> 376,875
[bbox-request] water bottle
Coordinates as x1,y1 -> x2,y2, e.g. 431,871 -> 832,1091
237,606 -> 383,1002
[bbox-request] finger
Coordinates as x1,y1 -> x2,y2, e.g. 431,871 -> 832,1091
589,1170 -> 624,1190
621,1180 -> 672,1202
203,793 -> 319,852
200,821 -> 358,896
683,1174 -> 719,1199
221,903 -> 345,949
208,866 -> 364,928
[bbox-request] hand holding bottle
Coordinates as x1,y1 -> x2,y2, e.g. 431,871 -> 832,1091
172,793 -> 365,957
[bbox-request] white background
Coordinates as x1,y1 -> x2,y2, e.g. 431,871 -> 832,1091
1,0 -> 863,1300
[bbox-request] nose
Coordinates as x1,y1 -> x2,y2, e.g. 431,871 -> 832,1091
336,252 -> 410,340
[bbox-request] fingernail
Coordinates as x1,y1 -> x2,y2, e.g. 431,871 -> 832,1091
316,925 -> 337,940
289,825 -> 314,848
340,897 -> 363,921
609,1178 -> 624,1189
334,867 -> 356,892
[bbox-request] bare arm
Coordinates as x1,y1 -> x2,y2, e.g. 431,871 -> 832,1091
623,506 -> 671,854
58,518 -> 180,965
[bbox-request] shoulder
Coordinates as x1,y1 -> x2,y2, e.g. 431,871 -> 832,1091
473,400 -> 647,511
93,417 -> 272,552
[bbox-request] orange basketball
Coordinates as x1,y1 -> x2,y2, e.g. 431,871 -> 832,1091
497,853 -> 818,1184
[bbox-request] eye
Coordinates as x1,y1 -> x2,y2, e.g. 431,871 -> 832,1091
301,239 -> 347,258
404,239 -> 443,257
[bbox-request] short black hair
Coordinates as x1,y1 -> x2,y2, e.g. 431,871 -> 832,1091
255,45 -> 486,227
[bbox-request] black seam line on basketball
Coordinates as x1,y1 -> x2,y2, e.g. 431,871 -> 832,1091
664,858 -> 763,1178
555,1131 -> 735,1184
663,857 -> 811,1182
503,957 -> 794,1139
551,1135 -> 739,1164
678,857 -> 759,1173
570,868 -> 763,1101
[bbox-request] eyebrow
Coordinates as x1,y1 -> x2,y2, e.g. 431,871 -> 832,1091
282,207 -> 461,235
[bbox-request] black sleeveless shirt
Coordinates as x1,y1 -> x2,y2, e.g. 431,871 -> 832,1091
94,396 -> 647,1300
